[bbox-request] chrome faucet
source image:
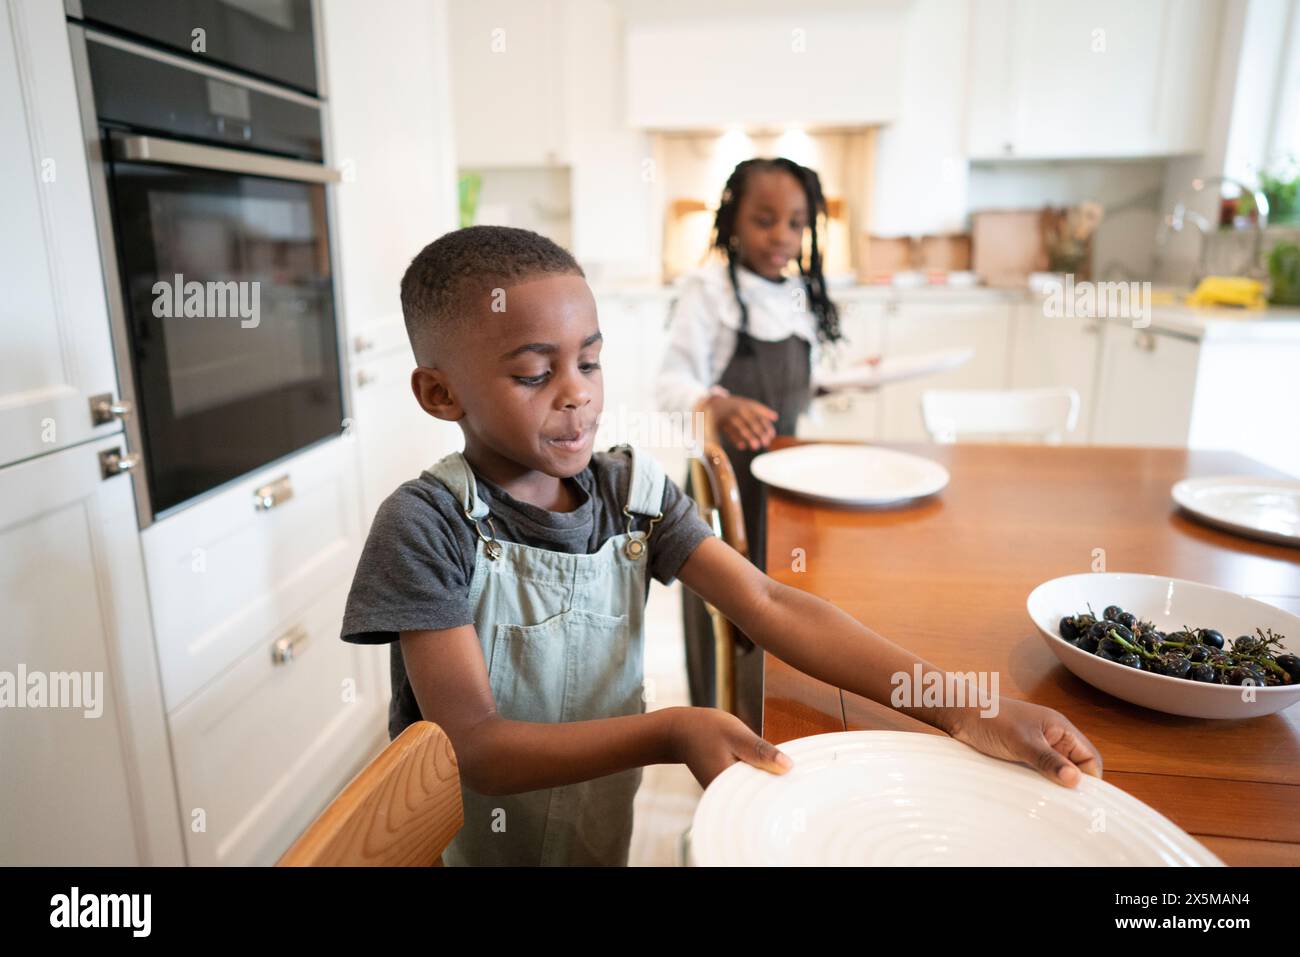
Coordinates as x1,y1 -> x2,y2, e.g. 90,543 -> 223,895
1157,175 -> 1271,284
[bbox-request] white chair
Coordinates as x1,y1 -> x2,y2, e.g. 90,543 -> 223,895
920,387 -> 1081,444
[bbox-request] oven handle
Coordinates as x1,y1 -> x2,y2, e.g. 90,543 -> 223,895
112,134 -> 341,184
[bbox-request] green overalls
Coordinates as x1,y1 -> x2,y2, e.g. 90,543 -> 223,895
429,444 -> 666,866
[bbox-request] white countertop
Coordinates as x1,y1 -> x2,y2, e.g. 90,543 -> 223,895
593,278 -> 1300,342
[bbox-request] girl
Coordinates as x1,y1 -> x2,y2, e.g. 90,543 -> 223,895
656,157 -> 851,722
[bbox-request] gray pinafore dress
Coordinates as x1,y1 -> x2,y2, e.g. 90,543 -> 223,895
427,443 -> 666,867
681,328 -> 813,731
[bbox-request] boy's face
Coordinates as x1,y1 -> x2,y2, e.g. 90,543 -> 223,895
734,169 -> 808,280
412,273 -> 603,479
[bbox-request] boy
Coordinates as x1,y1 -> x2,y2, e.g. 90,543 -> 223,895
340,226 -> 1102,867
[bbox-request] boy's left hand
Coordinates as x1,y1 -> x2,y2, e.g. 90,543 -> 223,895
944,697 -> 1102,788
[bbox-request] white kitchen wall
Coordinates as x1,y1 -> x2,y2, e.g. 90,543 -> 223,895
968,160 -> 1170,280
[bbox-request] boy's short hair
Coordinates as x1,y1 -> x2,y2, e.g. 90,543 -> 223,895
400,225 -> 584,365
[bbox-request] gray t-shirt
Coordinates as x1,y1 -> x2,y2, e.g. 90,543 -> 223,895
341,446 -> 714,738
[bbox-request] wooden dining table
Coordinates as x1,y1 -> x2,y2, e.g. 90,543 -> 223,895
761,436 -> 1300,866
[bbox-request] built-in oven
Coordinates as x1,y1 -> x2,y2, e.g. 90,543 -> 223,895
70,0 -> 319,94
66,10 -> 345,526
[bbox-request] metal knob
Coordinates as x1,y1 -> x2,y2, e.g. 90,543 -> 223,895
99,448 -> 140,479
353,335 -> 376,354
89,393 -> 134,425
356,368 -> 378,388
271,626 -> 310,665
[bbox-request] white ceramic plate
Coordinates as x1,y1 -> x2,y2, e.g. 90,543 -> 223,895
750,444 -> 949,506
1027,572 -> 1300,719
688,731 -> 1221,866
1172,476 -> 1300,548
818,347 -> 974,391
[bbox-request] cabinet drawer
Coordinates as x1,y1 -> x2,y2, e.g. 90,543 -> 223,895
141,438 -> 363,709
169,580 -> 385,866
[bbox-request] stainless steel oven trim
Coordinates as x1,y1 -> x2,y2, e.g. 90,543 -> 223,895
315,29 -> 353,457
67,15 -> 349,530
113,133 -> 341,183
68,21 -> 154,529
82,24 -> 323,108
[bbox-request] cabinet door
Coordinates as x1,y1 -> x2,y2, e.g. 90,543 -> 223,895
0,0 -> 124,467
0,437 -> 184,865
322,0 -> 456,342
448,0 -> 565,167
967,0 -> 1220,159
879,300 -> 1014,441
1014,0 -> 1164,158
1092,325 -> 1200,446
1008,302 -> 1101,443
351,347 -> 463,527
169,580 -> 385,866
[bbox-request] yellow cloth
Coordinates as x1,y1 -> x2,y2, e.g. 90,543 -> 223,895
1184,276 -> 1267,309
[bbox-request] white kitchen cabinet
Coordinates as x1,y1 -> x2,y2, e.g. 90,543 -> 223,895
0,436 -> 184,865
966,0 -> 1221,159
879,299 -> 1015,441
1007,301 -> 1101,443
139,437 -> 367,711
169,580 -> 384,866
0,0 -> 128,468
1091,324 -> 1201,447
447,0 -> 567,167
593,291 -> 687,479
798,298 -> 887,443
322,0 -> 460,529
351,347 -> 463,528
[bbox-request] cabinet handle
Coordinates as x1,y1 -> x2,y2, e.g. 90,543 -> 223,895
89,393 -> 134,425
253,474 -> 294,511
353,335 -> 376,354
1135,331 -> 1156,352
356,368 -> 378,388
99,448 -> 140,479
271,625 -> 310,665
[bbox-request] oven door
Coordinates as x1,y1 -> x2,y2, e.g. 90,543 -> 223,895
75,0 -> 318,94
106,134 -> 344,518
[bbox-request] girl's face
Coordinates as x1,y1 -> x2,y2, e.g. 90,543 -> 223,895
732,168 -> 808,280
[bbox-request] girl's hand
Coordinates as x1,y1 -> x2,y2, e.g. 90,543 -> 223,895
668,706 -> 793,789
706,394 -> 779,451
944,697 -> 1103,788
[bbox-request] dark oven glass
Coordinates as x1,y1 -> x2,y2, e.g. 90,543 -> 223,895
79,0 -> 318,95
109,157 -> 343,515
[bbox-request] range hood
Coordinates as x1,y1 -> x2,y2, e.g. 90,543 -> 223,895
619,0 -> 911,130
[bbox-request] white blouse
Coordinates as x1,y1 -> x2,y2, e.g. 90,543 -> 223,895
654,259 -> 828,417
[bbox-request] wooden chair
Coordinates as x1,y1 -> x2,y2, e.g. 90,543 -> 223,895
687,437 -> 753,718
277,721 -> 463,866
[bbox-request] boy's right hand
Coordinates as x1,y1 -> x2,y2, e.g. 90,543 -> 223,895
668,706 -> 794,789
706,395 -> 780,451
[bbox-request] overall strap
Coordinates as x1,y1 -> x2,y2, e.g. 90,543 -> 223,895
618,444 -> 666,519
426,451 -> 490,520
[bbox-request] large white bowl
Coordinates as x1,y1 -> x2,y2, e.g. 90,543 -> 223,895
1026,573 -> 1300,719
688,731 -> 1221,866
